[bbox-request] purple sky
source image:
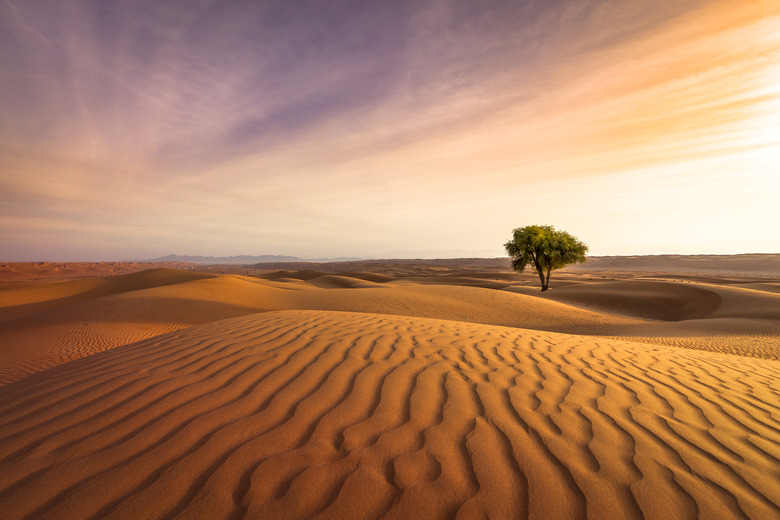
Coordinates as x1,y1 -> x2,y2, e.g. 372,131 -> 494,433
1,0 -> 779,261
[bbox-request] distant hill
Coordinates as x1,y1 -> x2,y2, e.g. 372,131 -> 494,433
249,257 -> 512,271
571,254 -> 780,276
146,255 -> 304,264
247,254 -> 780,277
145,254 -> 780,276
146,254 -> 363,264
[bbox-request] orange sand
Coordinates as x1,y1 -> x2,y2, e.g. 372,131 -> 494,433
0,264 -> 778,519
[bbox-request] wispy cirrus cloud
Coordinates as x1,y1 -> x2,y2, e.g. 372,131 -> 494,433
1,0 -> 778,260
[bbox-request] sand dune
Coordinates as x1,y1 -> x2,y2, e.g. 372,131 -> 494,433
0,270 -> 232,384
0,310 -> 777,519
0,270 -> 650,386
0,268 -> 215,322
1,268 -> 779,385
542,281 -> 724,321
0,265 -> 778,518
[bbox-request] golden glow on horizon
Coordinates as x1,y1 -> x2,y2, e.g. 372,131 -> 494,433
0,0 -> 778,260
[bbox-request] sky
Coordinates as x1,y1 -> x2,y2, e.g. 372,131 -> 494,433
1,0 -> 779,261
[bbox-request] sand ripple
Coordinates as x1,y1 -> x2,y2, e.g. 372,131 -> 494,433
0,310 -> 777,519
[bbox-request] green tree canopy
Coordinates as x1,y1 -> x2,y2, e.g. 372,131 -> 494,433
504,225 -> 588,292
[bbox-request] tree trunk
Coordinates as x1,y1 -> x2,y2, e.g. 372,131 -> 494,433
544,269 -> 551,291
536,267 -> 550,292
532,256 -> 547,292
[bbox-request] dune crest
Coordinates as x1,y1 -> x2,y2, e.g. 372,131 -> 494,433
0,310 -> 777,519
1,267 -> 779,386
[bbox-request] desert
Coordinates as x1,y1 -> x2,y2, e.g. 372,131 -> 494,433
0,257 -> 778,519
4,1 -> 780,518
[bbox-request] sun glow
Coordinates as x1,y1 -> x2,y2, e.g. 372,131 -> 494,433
1,0 -> 779,260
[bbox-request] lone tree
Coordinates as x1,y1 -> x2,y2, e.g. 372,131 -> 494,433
504,225 -> 588,292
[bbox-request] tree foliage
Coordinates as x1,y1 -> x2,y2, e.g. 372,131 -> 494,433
504,225 -> 588,292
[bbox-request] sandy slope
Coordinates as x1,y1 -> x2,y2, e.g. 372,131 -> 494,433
0,310 -> 777,519
1,268 -> 778,385
0,268 -> 215,322
0,266 -> 778,518
0,270 -> 228,384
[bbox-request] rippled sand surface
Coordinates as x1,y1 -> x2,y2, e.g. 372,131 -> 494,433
0,265 -> 778,519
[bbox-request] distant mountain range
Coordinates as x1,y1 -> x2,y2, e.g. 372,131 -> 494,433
571,253 -> 780,275
144,253 -> 780,275
146,254 -> 363,264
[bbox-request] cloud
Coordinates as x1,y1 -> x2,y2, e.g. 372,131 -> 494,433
1,0 -> 778,259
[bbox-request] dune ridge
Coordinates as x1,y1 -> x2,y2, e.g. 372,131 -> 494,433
0,310 -> 777,519
0,268 -> 215,322
1,268 -> 779,386
0,270 -> 228,384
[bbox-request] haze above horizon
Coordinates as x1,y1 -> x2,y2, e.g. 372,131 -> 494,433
2,0 -> 779,261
